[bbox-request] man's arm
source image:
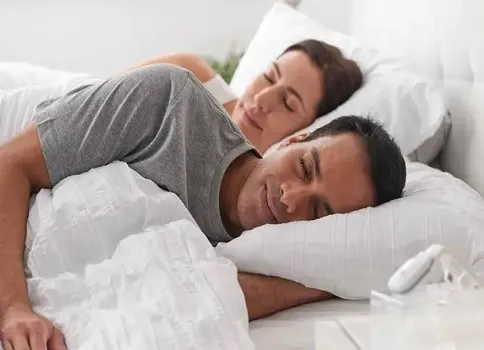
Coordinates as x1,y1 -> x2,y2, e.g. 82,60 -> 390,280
238,272 -> 333,321
0,124 -> 66,349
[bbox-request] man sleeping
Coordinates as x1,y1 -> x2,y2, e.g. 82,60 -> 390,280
0,63 -> 406,349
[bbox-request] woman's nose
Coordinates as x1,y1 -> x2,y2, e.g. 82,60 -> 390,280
254,86 -> 282,113
246,101 -> 264,116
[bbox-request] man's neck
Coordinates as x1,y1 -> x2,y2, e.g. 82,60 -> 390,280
220,151 -> 259,237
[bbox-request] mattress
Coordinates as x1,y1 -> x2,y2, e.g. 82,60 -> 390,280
249,299 -> 369,350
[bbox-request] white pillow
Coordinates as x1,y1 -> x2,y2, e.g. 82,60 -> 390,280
230,3 -> 450,164
216,161 -> 484,299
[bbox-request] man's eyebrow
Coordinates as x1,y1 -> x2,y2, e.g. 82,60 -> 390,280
311,147 -> 334,215
272,62 -> 308,114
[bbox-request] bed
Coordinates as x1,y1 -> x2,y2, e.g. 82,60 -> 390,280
247,0 -> 484,348
0,1 -> 482,349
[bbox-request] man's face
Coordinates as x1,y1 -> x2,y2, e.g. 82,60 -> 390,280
235,132 -> 376,231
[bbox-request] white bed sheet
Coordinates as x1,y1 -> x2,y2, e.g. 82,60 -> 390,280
249,300 -> 369,350
18,162 -> 255,350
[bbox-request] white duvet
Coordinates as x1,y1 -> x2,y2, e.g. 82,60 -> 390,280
17,162 -> 253,350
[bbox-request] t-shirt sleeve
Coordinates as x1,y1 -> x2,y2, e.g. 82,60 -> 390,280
35,64 -> 190,186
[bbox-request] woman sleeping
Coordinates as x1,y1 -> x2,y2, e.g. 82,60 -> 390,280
133,39 -> 363,154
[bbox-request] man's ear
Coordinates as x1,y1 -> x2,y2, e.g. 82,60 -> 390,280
278,132 -> 309,149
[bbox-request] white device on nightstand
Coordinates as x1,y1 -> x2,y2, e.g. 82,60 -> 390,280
387,244 -> 482,294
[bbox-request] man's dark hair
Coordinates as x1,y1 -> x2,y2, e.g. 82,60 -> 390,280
304,115 -> 406,205
283,39 -> 363,118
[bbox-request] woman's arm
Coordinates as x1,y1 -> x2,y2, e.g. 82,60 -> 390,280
133,52 -> 215,83
131,52 -> 236,114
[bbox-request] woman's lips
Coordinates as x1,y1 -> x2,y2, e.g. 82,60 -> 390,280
242,110 -> 263,131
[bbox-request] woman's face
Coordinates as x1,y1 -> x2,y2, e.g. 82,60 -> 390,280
232,50 -> 324,153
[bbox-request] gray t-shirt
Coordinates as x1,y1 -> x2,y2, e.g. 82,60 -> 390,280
34,63 -> 258,243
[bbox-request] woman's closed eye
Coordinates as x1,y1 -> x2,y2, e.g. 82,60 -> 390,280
284,95 -> 296,113
263,73 -> 274,84
263,72 -> 295,113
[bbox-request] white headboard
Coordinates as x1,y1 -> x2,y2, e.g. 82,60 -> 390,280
348,0 -> 484,196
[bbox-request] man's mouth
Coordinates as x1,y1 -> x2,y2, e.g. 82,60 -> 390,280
261,184 -> 278,224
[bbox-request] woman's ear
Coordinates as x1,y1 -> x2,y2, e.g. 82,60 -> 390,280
278,132 -> 309,149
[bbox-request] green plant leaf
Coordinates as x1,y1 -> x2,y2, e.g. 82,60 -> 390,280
204,49 -> 244,84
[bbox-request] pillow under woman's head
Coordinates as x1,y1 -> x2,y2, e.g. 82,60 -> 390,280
231,3 -> 450,164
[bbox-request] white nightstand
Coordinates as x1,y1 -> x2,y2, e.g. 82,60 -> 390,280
315,316 -> 369,350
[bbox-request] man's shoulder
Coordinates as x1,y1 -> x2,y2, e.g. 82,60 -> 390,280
116,63 -> 191,103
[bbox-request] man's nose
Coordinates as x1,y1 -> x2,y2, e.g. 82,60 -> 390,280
280,182 -> 307,215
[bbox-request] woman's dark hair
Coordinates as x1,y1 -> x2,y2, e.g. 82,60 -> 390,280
283,39 -> 363,118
